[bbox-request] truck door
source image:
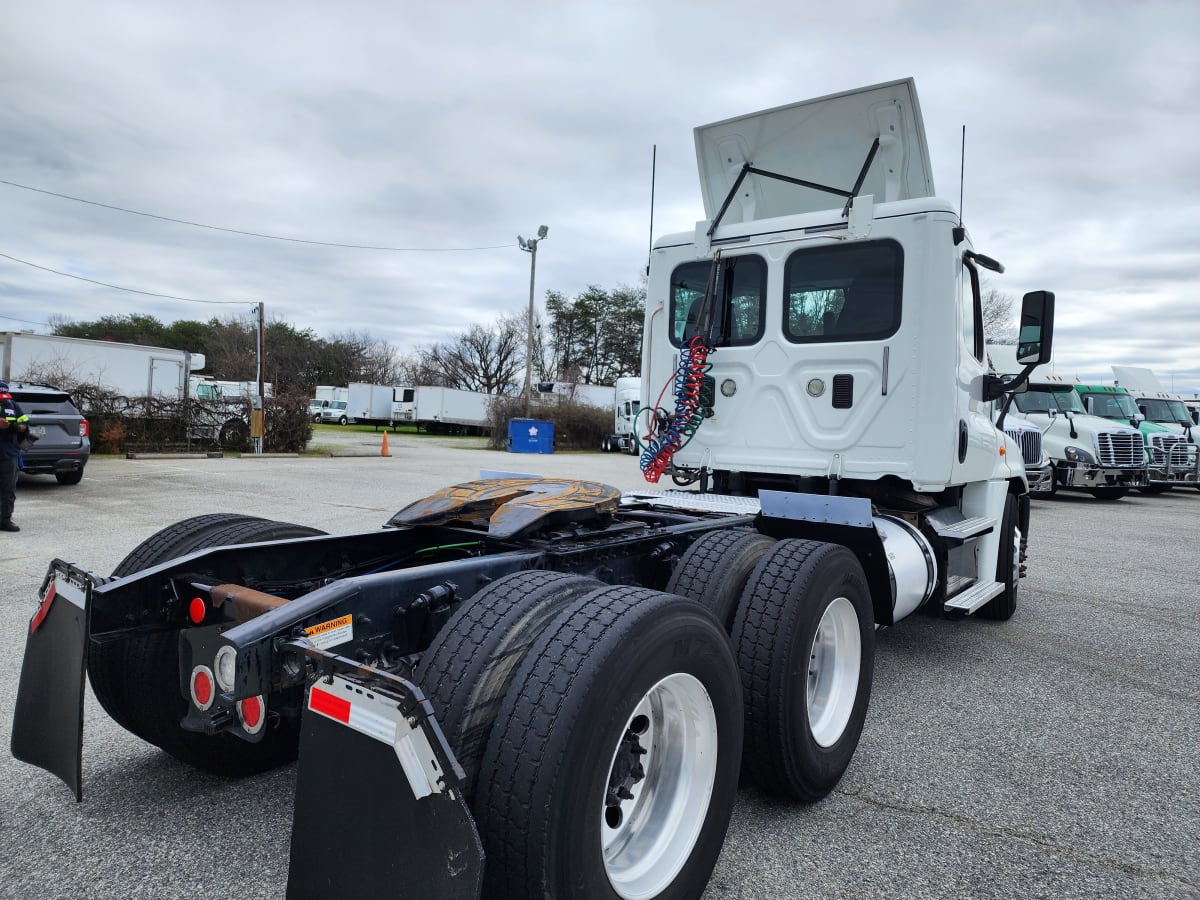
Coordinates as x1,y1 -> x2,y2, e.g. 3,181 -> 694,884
951,256 -> 1001,484
151,357 -> 184,398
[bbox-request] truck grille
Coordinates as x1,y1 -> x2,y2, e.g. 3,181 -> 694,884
1148,434 -> 1194,468
1096,431 -> 1145,467
1003,426 -> 1042,466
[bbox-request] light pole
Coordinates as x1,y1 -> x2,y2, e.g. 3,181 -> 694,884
518,225 -> 548,417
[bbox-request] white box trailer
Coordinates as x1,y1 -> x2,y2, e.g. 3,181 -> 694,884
536,381 -> 614,409
0,331 -> 203,399
412,386 -> 492,434
348,382 -> 398,426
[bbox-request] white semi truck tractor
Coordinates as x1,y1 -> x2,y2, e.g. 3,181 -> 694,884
13,79 -> 1057,900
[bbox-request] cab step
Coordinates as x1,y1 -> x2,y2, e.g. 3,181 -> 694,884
931,515 -> 995,542
943,580 -> 1004,614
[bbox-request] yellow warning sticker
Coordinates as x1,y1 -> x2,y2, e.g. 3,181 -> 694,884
304,614 -> 354,650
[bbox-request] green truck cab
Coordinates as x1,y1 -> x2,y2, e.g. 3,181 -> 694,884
1074,382 -> 1199,492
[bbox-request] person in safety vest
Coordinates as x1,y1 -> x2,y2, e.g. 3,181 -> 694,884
0,381 -> 30,532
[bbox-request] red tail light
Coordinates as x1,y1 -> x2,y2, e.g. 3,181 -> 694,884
238,695 -> 266,734
190,666 -> 215,710
79,419 -> 90,438
188,596 -> 207,624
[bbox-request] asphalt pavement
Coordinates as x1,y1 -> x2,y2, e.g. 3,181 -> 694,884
1,433 -> 1197,898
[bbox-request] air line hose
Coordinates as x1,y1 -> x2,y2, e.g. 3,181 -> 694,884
639,335 -> 711,483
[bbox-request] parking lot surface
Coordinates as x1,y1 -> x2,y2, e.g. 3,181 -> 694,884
1,437 -> 1197,898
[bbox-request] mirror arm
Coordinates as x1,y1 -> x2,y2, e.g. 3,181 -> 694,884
994,362 -> 1037,431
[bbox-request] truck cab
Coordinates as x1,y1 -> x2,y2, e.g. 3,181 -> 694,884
641,78 -> 1049,616
602,376 -> 641,454
1074,382 -> 1198,491
319,400 -> 350,425
984,362 -> 1147,500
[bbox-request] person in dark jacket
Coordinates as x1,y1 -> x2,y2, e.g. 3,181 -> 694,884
0,381 -> 30,531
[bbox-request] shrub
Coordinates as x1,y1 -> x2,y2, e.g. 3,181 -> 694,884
486,395 -> 611,452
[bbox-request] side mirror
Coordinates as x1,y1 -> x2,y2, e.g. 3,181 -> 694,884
1135,412 -> 1145,422
1016,290 -> 1055,365
1064,410 -> 1075,420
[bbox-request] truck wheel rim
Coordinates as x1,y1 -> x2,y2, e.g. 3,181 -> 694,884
601,673 -> 717,900
807,596 -> 861,748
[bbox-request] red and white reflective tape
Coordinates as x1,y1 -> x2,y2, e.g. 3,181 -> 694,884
309,683 -> 397,745
307,675 -> 443,799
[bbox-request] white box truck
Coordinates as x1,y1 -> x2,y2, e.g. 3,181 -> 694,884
0,331 -> 203,398
601,376 -> 641,454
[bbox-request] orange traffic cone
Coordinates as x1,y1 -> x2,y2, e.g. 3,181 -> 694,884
381,431 -> 391,457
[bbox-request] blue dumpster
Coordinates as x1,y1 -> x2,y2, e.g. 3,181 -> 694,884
508,418 -> 554,453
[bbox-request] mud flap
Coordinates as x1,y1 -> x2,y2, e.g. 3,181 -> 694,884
286,670 -> 483,900
11,562 -> 91,802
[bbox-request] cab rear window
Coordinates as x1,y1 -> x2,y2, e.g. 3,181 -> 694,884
783,240 -> 903,342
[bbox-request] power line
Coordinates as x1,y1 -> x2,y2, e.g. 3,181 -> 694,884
0,251 -> 255,306
0,312 -> 51,328
0,178 -> 513,252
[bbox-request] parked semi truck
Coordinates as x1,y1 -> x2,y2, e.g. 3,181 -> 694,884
988,350 -> 1147,499
1112,365 -> 1199,435
601,376 -> 641,454
13,79 -> 1056,900
1073,381 -> 1199,492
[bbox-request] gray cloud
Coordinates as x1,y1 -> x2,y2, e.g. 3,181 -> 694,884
1,0 -> 1197,393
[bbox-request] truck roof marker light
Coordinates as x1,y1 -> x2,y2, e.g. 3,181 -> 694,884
188,597 -> 207,624
238,695 -> 265,734
190,666 -> 215,710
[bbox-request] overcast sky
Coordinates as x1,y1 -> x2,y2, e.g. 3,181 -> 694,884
1,1 -> 1197,393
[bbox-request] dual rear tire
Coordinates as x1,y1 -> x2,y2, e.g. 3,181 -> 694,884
417,572 -> 743,899
87,514 -> 326,775
418,533 -> 877,897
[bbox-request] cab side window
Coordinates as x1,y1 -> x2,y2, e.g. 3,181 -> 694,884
962,258 -> 983,362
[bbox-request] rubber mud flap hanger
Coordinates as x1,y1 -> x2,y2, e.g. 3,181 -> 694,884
11,562 -> 92,802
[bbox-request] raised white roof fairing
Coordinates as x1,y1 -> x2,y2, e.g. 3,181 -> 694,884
694,78 -> 934,224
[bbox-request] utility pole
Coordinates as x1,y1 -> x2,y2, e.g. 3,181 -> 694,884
518,226 -> 548,417
252,301 -> 265,454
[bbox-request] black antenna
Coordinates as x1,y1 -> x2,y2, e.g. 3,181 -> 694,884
958,125 -> 966,224
953,125 -> 967,245
646,144 -> 657,277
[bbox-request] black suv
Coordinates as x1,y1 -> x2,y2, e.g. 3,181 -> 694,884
5,382 -> 90,485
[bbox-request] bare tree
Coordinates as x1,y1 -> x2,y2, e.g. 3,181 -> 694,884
983,285 -> 1017,344
409,313 -> 524,394
329,330 -> 403,384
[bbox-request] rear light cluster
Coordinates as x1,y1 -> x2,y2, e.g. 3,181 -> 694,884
79,419 -> 89,438
188,646 -> 265,735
